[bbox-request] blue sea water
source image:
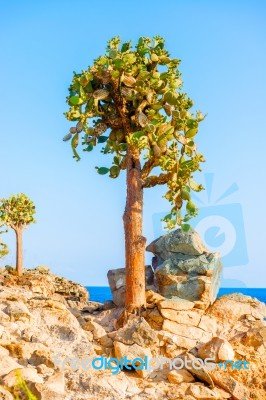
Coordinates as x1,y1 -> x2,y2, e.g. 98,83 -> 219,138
86,286 -> 266,304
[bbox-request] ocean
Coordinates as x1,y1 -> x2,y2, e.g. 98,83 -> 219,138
86,287 -> 266,304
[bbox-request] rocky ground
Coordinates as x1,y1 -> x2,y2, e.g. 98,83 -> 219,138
0,267 -> 265,400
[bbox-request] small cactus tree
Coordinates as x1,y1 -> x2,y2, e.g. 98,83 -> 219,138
0,223 -> 8,259
0,194 -> 36,276
63,36 -> 205,314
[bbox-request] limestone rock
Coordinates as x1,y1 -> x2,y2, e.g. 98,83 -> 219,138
34,266 -> 50,274
162,319 -> 211,342
187,383 -> 218,399
145,289 -> 165,305
158,330 -> 198,352
107,265 -> 154,307
146,228 -> 208,257
80,371 -> 140,398
144,307 -> 163,330
167,369 -> 195,384
35,371 -> 66,400
184,353 -> 214,388
0,387 -> 13,400
155,253 -> 222,307
113,341 -> 152,377
198,315 -> 218,335
160,309 -> 201,326
82,320 -> 106,339
0,345 -> 9,357
4,302 -> 32,321
36,363 -> 55,376
198,337 -> 235,362
147,229 -> 223,308
29,350 -> 55,368
158,298 -> 195,311
44,300 -> 67,310
2,367 -> 44,386
240,326 -> 266,348
210,371 -> 250,400
111,317 -> 158,347
208,293 -> 266,327
0,355 -> 23,377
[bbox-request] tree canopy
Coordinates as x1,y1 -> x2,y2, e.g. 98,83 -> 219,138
63,36 -> 205,229
0,194 -> 36,231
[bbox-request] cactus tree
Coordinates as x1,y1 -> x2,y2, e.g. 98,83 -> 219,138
0,194 -> 36,276
0,223 -> 8,259
63,36 -> 205,313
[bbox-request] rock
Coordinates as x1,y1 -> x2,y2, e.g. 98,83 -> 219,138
99,335 -> 113,348
34,266 -> 50,274
160,309 -> 201,326
198,315 -> 218,335
4,302 -> 32,321
213,387 -> 232,399
158,298 -> 195,311
0,309 -> 10,322
0,355 -> 23,376
44,300 -> 67,310
111,317 -> 158,347
53,276 -> 89,301
187,383 -> 218,399
240,326 -> 266,348
35,371 -> 66,399
210,371 -> 250,400
2,367 -> 44,386
146,228 -> 208,257
162,319 -> 211,342
147,229 -> 223,308
80,371 -> 140,398
198,337 -> 235,362
0,387 -> 13,400
155,253 -> 222,307
82,320 -> 106,339
184,353 -> 214,388
144,308 -> 163,330
0,345 -> 9,357
103,300 -> 115,310
1,265 -> 263,399
82,302 -> 103,313
28,350 -> 54,368
145,290 -> 165,305
113,341 -> 152,377
167,369 -> 195,383
44,371 -> 65,393
36,363 -> 55,376
107,265 -> 154,307
207,293 -> 266,327
158,330 -> 198,352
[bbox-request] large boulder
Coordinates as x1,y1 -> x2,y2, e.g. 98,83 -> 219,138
146,228 -> 222,308
107,265 -> 154,307
197,337 -> 235,362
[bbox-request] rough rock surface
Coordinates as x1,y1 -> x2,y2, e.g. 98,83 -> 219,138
0,268 -> 265,399
146,228 -> 223,308
107,265 -> 154,306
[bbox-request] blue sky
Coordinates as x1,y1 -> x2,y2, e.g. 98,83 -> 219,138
0,0 -> 265,287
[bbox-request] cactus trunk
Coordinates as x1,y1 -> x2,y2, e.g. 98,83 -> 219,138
15,228 -> 23,276
123,147 -> 146,312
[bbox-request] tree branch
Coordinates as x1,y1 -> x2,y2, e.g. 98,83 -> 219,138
7,221 -> 16,230
141,157 -> 157,181
142,172 -> 172,188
